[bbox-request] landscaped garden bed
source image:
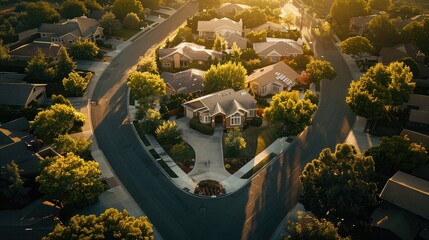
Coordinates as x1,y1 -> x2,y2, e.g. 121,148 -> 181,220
194,180 -> 225,196
162,141 -> 195,174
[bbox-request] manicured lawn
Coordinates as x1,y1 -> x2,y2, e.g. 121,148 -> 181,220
163,141 -> 195,173
112,27 -> 139,40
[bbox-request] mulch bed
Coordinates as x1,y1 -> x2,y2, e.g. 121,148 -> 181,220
194,180 -> 225,196
224,158 -> 248,174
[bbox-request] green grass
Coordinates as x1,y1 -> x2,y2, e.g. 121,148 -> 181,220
157,160 -> 178,178
163,141 -> 195,162
241,124 -> 278,159
241,153 -> 277,179
112,27 -> 139,40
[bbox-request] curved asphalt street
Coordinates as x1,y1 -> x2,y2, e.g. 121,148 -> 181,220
91,2 -> 356,239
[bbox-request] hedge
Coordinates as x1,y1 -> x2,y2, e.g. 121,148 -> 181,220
189,117 -> 214,135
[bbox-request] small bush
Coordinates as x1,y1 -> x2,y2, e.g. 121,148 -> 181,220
155,121 -> 182,145
225,163 -> 231,169
189,117 -> 214,135
170,142 -> 190,159
251,116 -> 263,127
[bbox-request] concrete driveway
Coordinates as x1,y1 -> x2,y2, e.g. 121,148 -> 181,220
175,118 -> 231,183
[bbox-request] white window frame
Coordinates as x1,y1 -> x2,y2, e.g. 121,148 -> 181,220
200,115 -> 210,124
249,110 -> 256,117
163,62 -> 171,68
230,114 -> 241,126
272,84 -> 281,94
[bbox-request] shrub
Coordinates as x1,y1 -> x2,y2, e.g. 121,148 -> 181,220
189,117 -> 214,135
96,39 -> 104,47
170,142 -> 190,159
155,121 -> 181,145
225,163 -> 231,169
140,108 -> 162,134
251,116 -> 263,127
224,128 -> 246,157
123,12 -> 140,30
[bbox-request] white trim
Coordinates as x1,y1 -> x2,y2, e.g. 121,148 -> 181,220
230,113 -> 241,126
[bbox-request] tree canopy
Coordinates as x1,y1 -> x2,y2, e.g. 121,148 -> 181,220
213,34 -> 227,52
401,18 -> 429,53
369,0 -> 392,11
25,49 -> 56,83
340,36 -> 375,58
24,1 -> 60,28
127,71 -> 166,110
53,134 -> 92,160
37,153 -> 103,207
329,0 -> 368,26
112,0 -> 144,21
366,14 -> 400,48
56,47 -> 76,80
63,72 -> 92,96
61,0 -> 89,20
123,12 -> 141,30
305,59 -> 337,83
365,135 -> 428,176
287,212 -> 350,240
136,56 -> 159,74
169,26 -> 194,47
100,12 -> 121,36
43,208 -> 154,240
264,91 -> 317,137
0,40 -> 10,65
300,144 -> 377,226
70,38 -> 99,60
234,6 -> 267,29
155,120 -> 182,145
198,0 -> 221,10
346,62 -> 415,120
202,61 -> 247,93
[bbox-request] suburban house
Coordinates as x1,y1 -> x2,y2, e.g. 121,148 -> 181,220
158,42 -> 222,69
217,3 -> 250,15
0,82 -> 47,108
371,171 -> 429,240
197,18 -> 243,40
182,89 -> 257,128
224,32 -> 248,49
38,16 -> 103,47
252,21 -> 290,33
9,41 -> 62,61
349,14 -> 379,35
160,68 -> 205,96
407,94 -> 429,126
253,41 -> 303,63
247,61 -> 299,96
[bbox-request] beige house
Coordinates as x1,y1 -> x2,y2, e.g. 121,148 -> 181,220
0,83 -> 47,108
39,16 -> 103,47
9,41 -> 62,61
158,42 -> 222,69
197,18 -> 243,40
253,40 -> 303,63
182,89 -> 257,128
247,61 -> 299,96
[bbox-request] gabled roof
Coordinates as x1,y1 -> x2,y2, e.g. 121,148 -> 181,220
349,14 -> 379,28
379,43 -> 422,64
160,68 -> 205,94
224,33 -> 248,48
0,117 -> 29,131
253,21 -> 288,32
9,41 -> 62,59
39,16 -> 101,38
407,94 -> 429,111
183,89 -> 257,117
0,83 -> 46,107
254,41 -> 303,57
197,17 -> 243,33
217,3 -> 250,14
159,42 -> 222,61
380,171 -> 429,220
246,61 -> 299,89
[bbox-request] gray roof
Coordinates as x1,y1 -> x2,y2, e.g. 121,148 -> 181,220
0,83 -> 46,107
183,89 -> 257,117
159,42 -> 222,61
197,17 -> 243,33
39,16 -> 100,38
9,41 -> 62,59
407,94 -> 429,111
246,61 -> 299,89
0,117 -> 29,131
380,171 -> 429,220
254,41 -> 303,57
379,43 -> 422,64
160,69 -> 205,94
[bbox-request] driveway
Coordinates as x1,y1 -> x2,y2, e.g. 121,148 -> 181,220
175,118 -> 231,183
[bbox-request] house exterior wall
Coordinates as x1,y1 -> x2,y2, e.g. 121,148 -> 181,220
225,113 -> 246,128
173,53 -> 181,68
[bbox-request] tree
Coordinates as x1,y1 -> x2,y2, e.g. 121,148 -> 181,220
31,104 -> 83,142
224,128 -> 246,157
234,6 -> 267,28
169,26 -> 194,47
401,18 -> 429,53
283,13 -> 296,29
128,71 -> 166,110
365,135 -> 428,176
139,108 -> 162,133
70,38 -> 99,60
63,72 -> 91,96
340,36 -> 375,58
245,30 -> 267,44
112,0 -> 144,21
0,161 -> 27,204
123,12 -> 141,30
43,208 -> 154,240
367,14 -> 400,48
329,0 -> 368,26
0,40 -> 10,65
264,91 -> 317,137
51,94 -> 72,107
25,49 -> 56,83
346,62 -> 415,120
230,42 -> 241,62
155,121 -> 182,145
305,60 -> 337,83
2,20 -> 19,44
61,0 -> 89,20
136,56 -> 159,74
53,134 -> 92,160
314,21 -> 332,40
37,153 -> 103,207
83,0 -> 102,11
287,212 -> 350,240
100,12 -> 121,36
198,0 -> 221,10
203,61 -> 247,93
56,47 -> 76,80
400,57 -> 419,78
304,90 -> 319,105
24,1 -> 61,28
300,144 -> 377,226
369,0 -> 392,11
213,34 -> 227,52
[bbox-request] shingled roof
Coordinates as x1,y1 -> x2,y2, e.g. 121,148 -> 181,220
253,41 -> 303,57
39,16 -> 101,38
246,61 -> 299,89
160,69 -> 205,94
9,41 -> 62,60
197,17 -> 243,33
0,83 -> 46,107
159,42 -> 222,61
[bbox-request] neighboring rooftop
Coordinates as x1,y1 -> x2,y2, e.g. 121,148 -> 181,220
246,61 -> 299,89
253,41 -> 303,57
379,43 -> 422,64
39,16 -> 100,38
0,83 -> 46,107
197,17 -> 243,33
160,69 -> 205,95
159,42 -> 222,61
9,41 -> 62,60
217,2 -> 250,14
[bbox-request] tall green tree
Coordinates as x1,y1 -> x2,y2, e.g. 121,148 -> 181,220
61,0 -> 89,19
24,1 -> 60,28
43,208 -> 154,240
112,0 -> 144,21
127,71 -> 166,110
70,38 -> 99,60
245,30 -> 267,44
287,212 -> 350,240
369,0 -> 392,11
224,128 -> 246,157
155,121 -> 182,145
365,135 -> 428,176
367,14 -> 400,48
264,91 -> 317,137
300,144 -> 377,226
56,47 -> 76,80
305,59 -> 337,83
203,61 -> 247,93
63,72 -> 91,96
0,40 -> 10,65
25,49 -> 56,83
2,20 -> 18,44
123,12 -> 141,30
100,12 -> 121,36
329,0 -> 368,25
0,161 -> 27,204
37,153 -> 103,207
139,108 -> 162,133
169,26 -> 194,47
83,0 -> 102,11
234,6 -> 267,28
136,56 -> 159,74
51,94 -> 72,107
340,36 -> 375,58
31,104 -> 84,142
53,134 -> 92,160
401,18 -> 429,52
213,34 -> 227,52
